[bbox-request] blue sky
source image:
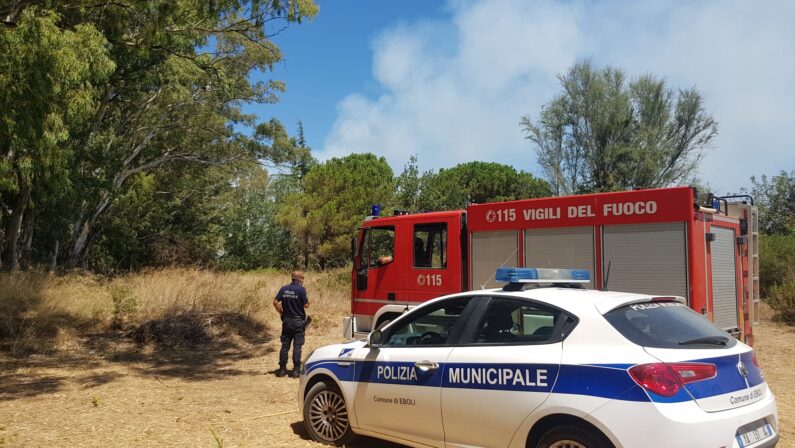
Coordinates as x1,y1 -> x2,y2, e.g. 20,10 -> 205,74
248,0 -> 795,193
246,1 -> 448,158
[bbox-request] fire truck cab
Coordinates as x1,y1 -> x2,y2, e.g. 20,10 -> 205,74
349,187 -> 759,344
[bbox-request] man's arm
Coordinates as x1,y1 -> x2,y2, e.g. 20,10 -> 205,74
273,294 -> 283,315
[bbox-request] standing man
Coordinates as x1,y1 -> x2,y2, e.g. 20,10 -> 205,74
273,271 -> 309,378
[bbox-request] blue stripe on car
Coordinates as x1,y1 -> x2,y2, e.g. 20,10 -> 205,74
305,351 -> 761,404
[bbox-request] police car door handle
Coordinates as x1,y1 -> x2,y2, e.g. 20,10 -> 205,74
414,361 -> 439,373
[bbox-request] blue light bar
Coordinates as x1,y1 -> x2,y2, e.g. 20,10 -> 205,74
371,204 -> 381,216
496,267 -> 590,283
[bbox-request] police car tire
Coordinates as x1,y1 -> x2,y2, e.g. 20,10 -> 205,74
303,381 -> 356,446
537,425 -> 611,448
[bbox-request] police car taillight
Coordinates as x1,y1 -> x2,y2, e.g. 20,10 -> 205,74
629,363 -> 716,397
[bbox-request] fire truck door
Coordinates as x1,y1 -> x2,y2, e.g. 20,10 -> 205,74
356,226 -> 398,303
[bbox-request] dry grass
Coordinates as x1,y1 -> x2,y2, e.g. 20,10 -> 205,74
0,268 -> 349,355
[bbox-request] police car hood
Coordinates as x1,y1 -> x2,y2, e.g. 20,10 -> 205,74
308,339 -> 366,363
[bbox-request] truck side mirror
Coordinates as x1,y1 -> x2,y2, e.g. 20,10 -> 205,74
367,329 -> 383,348
351,235 -> 358,262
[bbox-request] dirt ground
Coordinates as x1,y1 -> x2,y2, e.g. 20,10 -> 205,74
1,321 -> 792,447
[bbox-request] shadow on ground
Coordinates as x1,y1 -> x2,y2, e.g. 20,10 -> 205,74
289,421 -> 409,448
0,310 -> 274,400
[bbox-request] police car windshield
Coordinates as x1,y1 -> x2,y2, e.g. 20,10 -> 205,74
604,301 -> 736,349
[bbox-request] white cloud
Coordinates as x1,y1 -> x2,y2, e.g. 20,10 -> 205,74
321,0 -> 795,192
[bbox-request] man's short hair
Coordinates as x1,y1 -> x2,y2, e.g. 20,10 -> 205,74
291,270 -> 305,282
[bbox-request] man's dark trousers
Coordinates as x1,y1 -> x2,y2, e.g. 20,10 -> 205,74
279,316 -> 305,369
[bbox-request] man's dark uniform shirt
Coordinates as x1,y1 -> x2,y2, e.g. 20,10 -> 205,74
276,282 -> 308,373
276,283 -> 308,320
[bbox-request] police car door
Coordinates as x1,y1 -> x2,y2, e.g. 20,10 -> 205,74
441,297 -> 567,448
352,297 -> 476,447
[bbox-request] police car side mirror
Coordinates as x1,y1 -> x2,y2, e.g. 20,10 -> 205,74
367,329 -> 383,348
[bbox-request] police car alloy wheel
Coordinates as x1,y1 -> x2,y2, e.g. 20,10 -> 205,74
303,381 -> 355,445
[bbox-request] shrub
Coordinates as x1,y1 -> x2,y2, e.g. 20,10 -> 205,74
768,277 -> 795,324
759,234 -> 795,296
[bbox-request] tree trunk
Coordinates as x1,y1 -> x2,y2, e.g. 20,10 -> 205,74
49,239 -> 59,272
66,192 -> 112,268
303,231 -> 309,269
1,182 -> 31,271
20,212 -> 33,270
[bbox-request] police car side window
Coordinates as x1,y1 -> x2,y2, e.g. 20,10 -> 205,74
473,298 -> 561,345
385,298 -> 469,346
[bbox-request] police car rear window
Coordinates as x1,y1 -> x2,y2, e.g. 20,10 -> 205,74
604,302 -> 736,349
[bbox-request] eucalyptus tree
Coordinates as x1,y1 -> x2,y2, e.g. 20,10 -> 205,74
522,60 -> 717,195
0,7 -> 114,270
0,1 -> 318,269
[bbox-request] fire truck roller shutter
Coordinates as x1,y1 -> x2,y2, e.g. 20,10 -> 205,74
711,226 -> 739,330
524,227 -> 596,289
602,222 -> 688,299
470,230 -> 518,290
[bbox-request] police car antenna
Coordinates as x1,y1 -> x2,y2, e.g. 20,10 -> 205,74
480,248 -> 519,289
602,261 -> 612,291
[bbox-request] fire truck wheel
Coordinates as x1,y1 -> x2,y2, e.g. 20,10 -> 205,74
303,381 -> 356,446
536,425 -> 611,448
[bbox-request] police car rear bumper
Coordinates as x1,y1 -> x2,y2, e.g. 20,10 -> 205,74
591,390 -> 778,448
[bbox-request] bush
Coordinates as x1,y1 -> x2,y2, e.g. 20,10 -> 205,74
760,234 -> 795,296
768,277 -> 795,324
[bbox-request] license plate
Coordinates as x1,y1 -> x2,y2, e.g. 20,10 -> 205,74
736,421 -> 773,447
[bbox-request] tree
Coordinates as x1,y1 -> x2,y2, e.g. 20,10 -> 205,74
215,164 -> 298,270
278,153 -> 394,268
748,170 -> 795,235
522,60 -> 717,195
394,155 -> 434,210
62,1 -> 318,267
418,162 -> 551,210
0,7 -> 114,270
0,1 -> 319,269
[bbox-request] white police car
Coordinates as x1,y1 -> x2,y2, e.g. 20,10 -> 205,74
298,268 -> 779,448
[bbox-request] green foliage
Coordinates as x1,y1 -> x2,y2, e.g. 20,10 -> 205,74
278,153 -> 394,268
522,60 -> 717,195
419,161 -> 551,210
768,278 -> 795,324
216,165 -> 298,270
749,171 -> 795,235
394,155 -> 430,210
759,234 -> 795,297
0,1 -> 319,271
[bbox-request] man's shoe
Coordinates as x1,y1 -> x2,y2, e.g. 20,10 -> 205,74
275,368 -> 287,377
291,368 -> 301,378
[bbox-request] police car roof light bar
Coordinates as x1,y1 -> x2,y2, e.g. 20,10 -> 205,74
495,267 -> 591,284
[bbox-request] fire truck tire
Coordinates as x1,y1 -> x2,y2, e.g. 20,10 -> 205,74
536,425 -> 612,448
303,381 -> 357,446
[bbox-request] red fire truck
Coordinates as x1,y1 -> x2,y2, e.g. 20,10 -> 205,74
348,187 -> 760,344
